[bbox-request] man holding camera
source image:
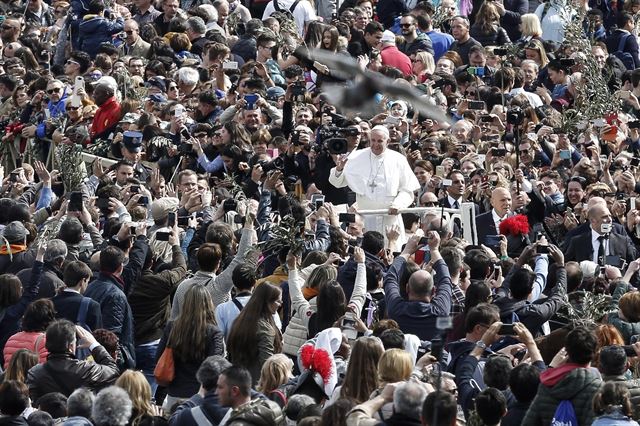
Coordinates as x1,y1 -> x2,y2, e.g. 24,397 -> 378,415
329,125 -> 419,242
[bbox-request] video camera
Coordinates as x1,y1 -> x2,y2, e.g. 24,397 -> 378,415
317,125 -> 351,155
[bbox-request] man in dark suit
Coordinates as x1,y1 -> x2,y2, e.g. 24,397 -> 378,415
605,12 -> 640,69
476,187 -> 512,247
565,202 -> 637,265
439,170 -> 469,209
52,261 -> 102,331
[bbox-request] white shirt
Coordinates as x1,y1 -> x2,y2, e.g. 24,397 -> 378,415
447,195 -> 463,209
591,228 -> 609,264
262,0 -> 316,36
491,209 -> 508,232
509,88 -> 543,108
535,2 -> 573,43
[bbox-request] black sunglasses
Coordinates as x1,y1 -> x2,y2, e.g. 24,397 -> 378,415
47,87 -> 61,94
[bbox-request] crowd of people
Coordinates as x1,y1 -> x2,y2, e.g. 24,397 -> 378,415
4,0 -> 640,423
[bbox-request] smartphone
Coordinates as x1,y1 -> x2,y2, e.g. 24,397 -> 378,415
559,149 -> 571,160
138,196 -> 149,205
68,192 -> 84,212
233,215 -> 245,224
480,115 -> 493,123
498,324 -> 517,335
311,194 -> 325,210
339,213 -> 356,223
632,158 -> 640,167
441,178 -> 453,187
244,93 -> 259,110
178,215 -> 189,227
174,104 -> 185,117
222,61 -> 238,70
130,185 -> 140,194
492,148 -> 507,157
468,100 -> 486,110
347,245 -> 355,255
493,264 -> 501,280
537,245 -> 549,254
484,235 -> 502,247
384,116 -> 400,125
414,247 -> 431,264
155,231 -> 171,241
436,165 -> 445,177
167,212 -> 176,228
180,127 -> 191,140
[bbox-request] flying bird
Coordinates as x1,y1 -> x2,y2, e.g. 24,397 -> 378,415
309,49 -> 451,124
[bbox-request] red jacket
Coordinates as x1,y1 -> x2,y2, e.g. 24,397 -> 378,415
90,97 -> 121,139
380,45 -> 412,76
4,331 -> 48,369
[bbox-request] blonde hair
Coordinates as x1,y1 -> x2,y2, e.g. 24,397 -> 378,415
306,264 -> 338,289
257,354 -> 294,394
415,51 -> 435,75
377,349 -> 413,384
115,370 -> 153,425
520,14 -> 543,38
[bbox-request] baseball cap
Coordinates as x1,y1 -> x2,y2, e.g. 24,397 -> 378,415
381,30 -> 396,44
266,86 -> 286,101
145,76 -> 167,92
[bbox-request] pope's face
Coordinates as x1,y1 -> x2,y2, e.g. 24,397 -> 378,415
370,130 -> 388,155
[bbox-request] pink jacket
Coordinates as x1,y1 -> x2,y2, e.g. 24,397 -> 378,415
3,331 -> 48,369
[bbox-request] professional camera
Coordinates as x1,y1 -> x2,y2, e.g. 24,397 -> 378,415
506,107 -> 525,126
318,125 -> 349,155
259,156 -> 285,173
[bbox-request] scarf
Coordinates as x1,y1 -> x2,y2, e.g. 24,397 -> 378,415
100,271 -> 126,290
0,244 -> 27,255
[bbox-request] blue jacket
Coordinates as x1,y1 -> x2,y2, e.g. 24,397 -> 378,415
84,272 -> 136,366
384,256 -> 452,341
36,92 -> 68,139
78,14 -> 124,58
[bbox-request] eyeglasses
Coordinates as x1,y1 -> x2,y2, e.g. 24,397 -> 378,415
47,87 -> 62,94
465,91 -> 476,97
519,148 -> 530,154
423,201 -> 438,206
169,85 -> 178,90
66,106 -> 80,111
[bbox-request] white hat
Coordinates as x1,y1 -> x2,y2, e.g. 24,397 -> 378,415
381,30 -> 396,44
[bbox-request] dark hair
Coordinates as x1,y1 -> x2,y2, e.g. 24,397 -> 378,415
510,268 -> 536,300
566,325 -> 597,364
618,12 -> 634,28
58,217 -> 84,245
232,264 -> 256,291
361,231 -> 384,255
509,364 -> 540,403
593,382 -> 634,417
88,0 -> 105,14
422,391 -> 458,426
227,283 -> 282,369
0,274 -> 23,308
36,392 -> 68,418
321,399 -> 355,426
379,328 -> 405,350
363,21 -> 384,34
196,243 -> 223,272
315,281 -> 347,332
63,261 -> 92,288
196,355 -> 232,391
484,356 -> 512,390
599,345 -> 627,376
22,299 -> 56,332
92,329 -> 119,359
0,381 -> 30,415
27,410 -> 53,426
441,247 -> 464,276
474,388 -> 506,426
221,366 -> 252,397
45,320 -> 76,354
463,281 -> 491,315
464,303 -> 499,333
99,246 -> 126,274
464,249 -> 492,280
205,222 -> 235,260
365,264 -> 383,292
70,51 -> 91,74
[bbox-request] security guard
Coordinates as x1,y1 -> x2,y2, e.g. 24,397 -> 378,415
121,131 -> 152,183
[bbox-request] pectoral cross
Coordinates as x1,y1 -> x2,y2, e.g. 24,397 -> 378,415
368,181 -> 377,189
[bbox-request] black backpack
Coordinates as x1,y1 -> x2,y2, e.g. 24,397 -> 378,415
272,0 -> 302,22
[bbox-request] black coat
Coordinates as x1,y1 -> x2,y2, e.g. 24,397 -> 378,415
475,210 -> 499,247
52,291 -> 103,331
501,0 -> 529,41
565,231 -> 637,264
606,29 -> 640,69
17,262 -> 64,299
469,24 -> 511,47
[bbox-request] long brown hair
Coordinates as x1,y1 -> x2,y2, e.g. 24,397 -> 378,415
340,337 -> 384,403
4,349 -> 38,383
227,283 -> 283,367
168,284 -> 217,362
475,1 -> 501,33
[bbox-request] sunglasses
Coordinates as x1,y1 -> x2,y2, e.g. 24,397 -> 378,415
423,201 -> 438,206
400,23 -> 413,27
66,106 -> 80,111
47,87 -> 62,94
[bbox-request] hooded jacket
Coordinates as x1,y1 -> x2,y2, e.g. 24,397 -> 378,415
522,364 -> 602,426
78,14 -> 125,58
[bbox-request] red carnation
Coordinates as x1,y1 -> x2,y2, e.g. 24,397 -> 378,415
499,214 -> 530,237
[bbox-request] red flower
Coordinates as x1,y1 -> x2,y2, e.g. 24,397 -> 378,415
499,214 -> 530,237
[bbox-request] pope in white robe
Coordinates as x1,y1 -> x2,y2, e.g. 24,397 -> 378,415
328,126 -> 420,242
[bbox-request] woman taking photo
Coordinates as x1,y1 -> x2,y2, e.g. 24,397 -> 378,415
227,282 -> 284,385
156,284 -> 224,409
470,2 -> 511,46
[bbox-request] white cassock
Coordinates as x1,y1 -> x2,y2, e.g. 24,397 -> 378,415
329,148 -> 420,243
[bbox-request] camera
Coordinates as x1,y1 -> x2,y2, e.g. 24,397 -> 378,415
291,82 -> 306,101
178,143 -> 194,155
559,58 -> 576,68
259,156 -> 285,173
506,106 -> 525,126
223,198 -> 238,213
318,125 -> 349,155
493,48 -> 508,56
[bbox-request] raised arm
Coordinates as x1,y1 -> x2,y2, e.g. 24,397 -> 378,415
348,248 -> 367,318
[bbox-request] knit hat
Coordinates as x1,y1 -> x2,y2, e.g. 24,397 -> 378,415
2,221 -> 28,244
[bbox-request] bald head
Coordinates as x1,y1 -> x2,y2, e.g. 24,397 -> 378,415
491,187 -> 511,217
407,270 -> 434,300
587,196 -> 606,210
588,202 -> 612,234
